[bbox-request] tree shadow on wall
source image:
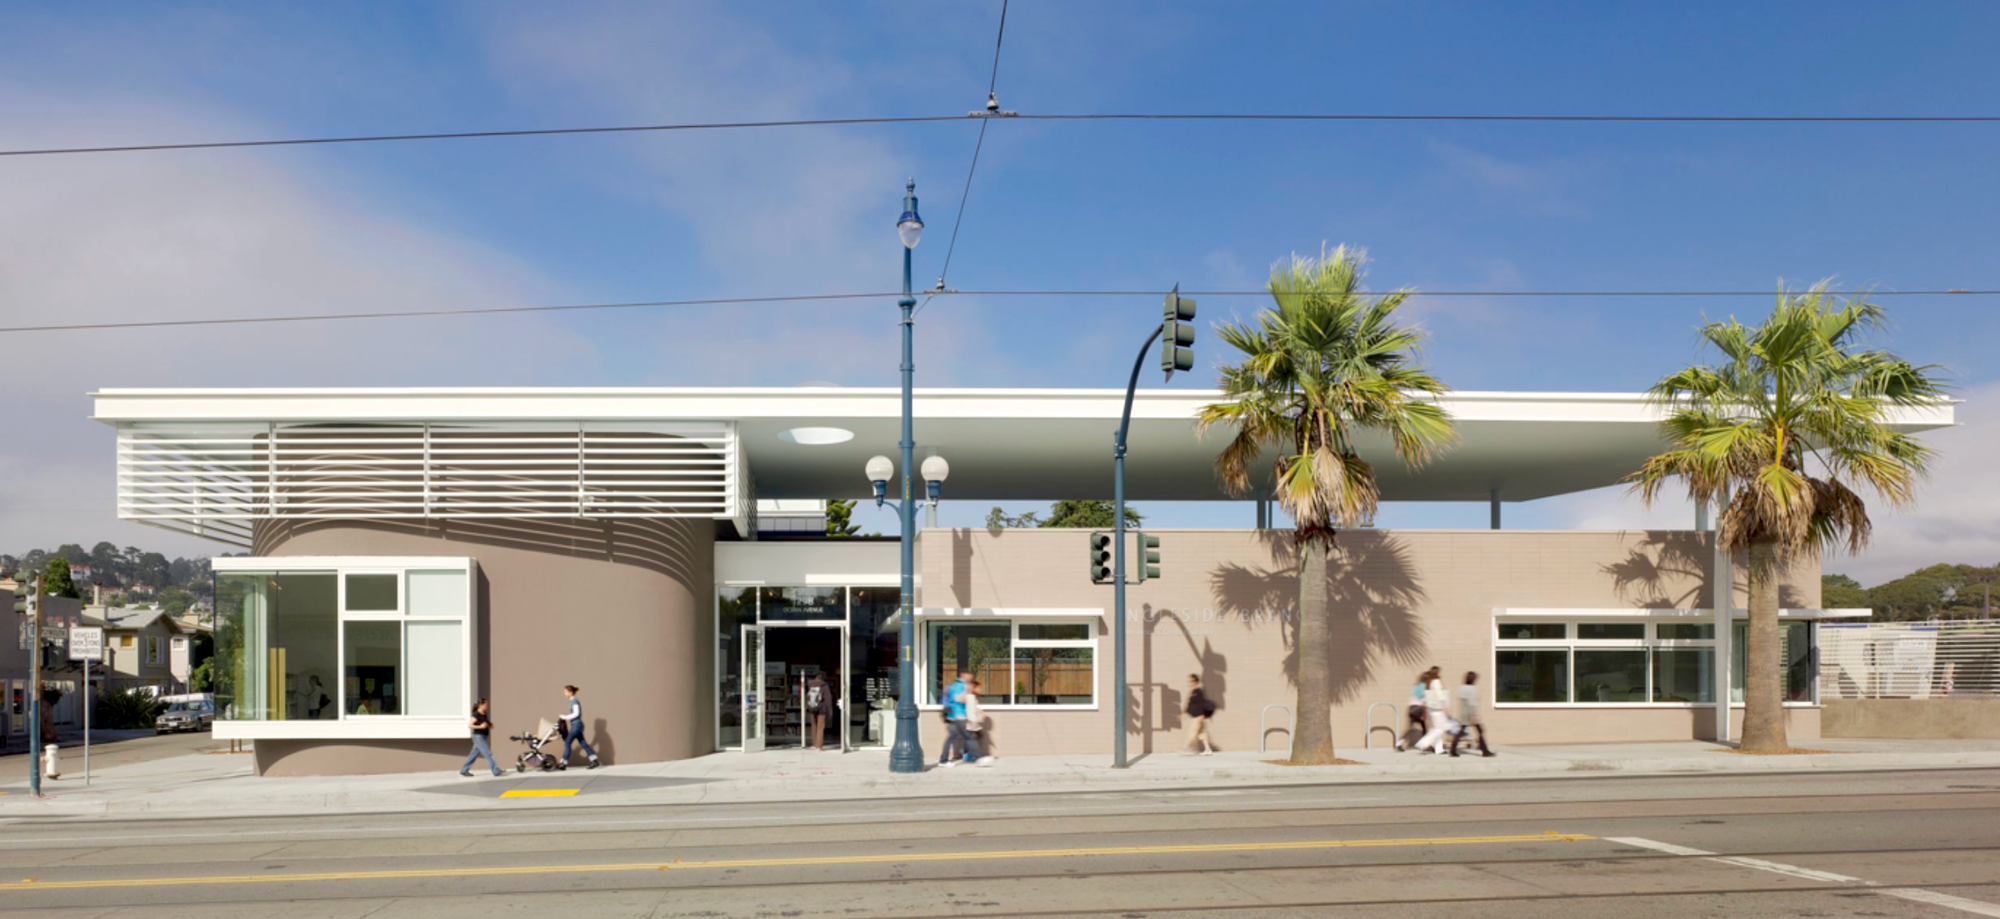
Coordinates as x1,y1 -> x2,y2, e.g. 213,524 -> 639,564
1208,530 -> 1430,708
1601,531 -> 1712,609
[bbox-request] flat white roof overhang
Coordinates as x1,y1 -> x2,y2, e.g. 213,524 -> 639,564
91,387 -> 1956,503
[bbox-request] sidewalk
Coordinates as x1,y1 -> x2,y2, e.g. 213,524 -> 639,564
5,738 -> 1999,821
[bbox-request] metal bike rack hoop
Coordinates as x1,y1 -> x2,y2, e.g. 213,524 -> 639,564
1259,703 -> 1295,754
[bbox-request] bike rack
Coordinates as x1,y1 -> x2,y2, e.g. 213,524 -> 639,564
1365,701 -> 1399,749
1259,703 -> 1294,754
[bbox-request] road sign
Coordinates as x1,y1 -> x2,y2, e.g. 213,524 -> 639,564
69,625 -> 104,662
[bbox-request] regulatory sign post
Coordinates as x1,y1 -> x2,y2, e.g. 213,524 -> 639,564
69,626 -> 104,785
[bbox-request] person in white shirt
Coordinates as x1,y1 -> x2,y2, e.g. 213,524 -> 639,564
559,684 -> 601,769
1411,667 -> 1453,755
1450,671 -> 1495,757
961,679 -> 996,767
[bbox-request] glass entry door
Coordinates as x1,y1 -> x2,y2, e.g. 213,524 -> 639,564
741,625 -> 765,753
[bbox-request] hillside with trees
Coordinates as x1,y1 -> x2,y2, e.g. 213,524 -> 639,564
1825,563 -> 1999,621
3,542 -> 215,616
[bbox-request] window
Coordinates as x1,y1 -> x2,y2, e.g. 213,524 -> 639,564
1497,622 -> 1565,641
1495,650 -> 1570,702
759,586 -> 842,621
924,619 -> 1096,708
1731,621 -> 1815,703
1494,617 -> 1745,707
146,636 -> 162,666
121,635 -> 135,648
214,563 -> 472,724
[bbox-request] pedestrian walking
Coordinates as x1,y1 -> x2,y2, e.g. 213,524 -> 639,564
1397,667 -> 1435,752
962,679 -> 996,766
1450,671 -> 1496,757
460,698 -> 504,777
1182,673 -> 1215,755
807,671 -> 838,751
1412,667 -> 1453,755
559,684 -> 601,769
938,670 -> 972,767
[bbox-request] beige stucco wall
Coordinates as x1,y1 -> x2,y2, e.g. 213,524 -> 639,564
918,527 -> 1819,756
249,517 -> 715,776
1823,698 -> 2000,739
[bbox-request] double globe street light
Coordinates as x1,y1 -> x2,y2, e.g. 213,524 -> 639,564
867,179 -> 947,774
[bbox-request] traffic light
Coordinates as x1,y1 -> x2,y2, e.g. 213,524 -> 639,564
1088,532 -> 1114,583
1161,285 -> 1196,379
1138,532 -> 1161,582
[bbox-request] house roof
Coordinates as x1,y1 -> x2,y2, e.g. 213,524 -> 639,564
85,606 -> 186,634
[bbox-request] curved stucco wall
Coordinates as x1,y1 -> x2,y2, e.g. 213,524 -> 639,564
250,517 -> 715,776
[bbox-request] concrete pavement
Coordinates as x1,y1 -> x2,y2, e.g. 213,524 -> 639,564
6,737 -> 2000,821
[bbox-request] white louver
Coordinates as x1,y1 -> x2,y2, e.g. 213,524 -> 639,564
116,421 -> 746,546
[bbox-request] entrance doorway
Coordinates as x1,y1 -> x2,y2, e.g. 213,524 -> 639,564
743,625 -> 846,751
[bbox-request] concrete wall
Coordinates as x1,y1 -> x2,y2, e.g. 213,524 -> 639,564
918,528 -> 1820,756
1823,698 -> 2000,739
250,517 -> 715,776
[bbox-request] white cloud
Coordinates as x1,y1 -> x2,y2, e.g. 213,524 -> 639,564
0,90 -> 599,558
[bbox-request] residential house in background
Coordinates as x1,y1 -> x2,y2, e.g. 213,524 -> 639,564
84,605 -> 193,695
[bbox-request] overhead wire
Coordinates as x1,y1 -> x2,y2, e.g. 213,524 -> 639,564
921,0 -> 1011,317
3,289 -> 1991,335
6,111 -> 1993,159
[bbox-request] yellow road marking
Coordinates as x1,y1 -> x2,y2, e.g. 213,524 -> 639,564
0,832 -> 1594,892
500,789 -> 579,798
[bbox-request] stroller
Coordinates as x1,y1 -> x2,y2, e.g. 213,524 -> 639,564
510,718 -> 568,772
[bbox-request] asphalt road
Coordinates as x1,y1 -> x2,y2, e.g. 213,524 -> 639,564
0,729 -> 225,772
1,767 -> 1997,918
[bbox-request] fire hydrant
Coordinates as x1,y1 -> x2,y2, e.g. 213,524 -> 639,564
41,742 -> 60,780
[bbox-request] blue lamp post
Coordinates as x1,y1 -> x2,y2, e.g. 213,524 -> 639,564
880,179 -> 927,773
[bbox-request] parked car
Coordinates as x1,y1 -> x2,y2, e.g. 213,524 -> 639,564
155,699 -> 215,734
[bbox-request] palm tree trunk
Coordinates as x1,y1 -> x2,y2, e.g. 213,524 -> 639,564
1289,538 -> 1336,764
1740,540 -> 1789,752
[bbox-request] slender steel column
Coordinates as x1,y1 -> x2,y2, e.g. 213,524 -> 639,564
889,183 -> 925,774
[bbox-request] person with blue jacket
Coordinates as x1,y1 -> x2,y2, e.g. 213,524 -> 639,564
559,684 -> 601,769
938,670 -> 972,768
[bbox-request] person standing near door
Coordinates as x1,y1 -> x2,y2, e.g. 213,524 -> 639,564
460,698 -> 504,777
807,671 -> 838,751
559,684 -> 601,769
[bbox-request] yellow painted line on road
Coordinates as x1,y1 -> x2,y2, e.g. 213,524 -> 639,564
0,832 -> 1595,893
500,789 -> 579,798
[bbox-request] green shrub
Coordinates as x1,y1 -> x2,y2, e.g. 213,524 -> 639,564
97,688 -> 165,730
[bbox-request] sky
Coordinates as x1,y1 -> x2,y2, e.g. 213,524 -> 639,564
0,1 -> 1996,584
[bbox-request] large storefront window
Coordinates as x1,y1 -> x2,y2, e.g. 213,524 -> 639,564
213,561 -> 474,724
713,585 -> 902,751
1496,617 -> 1817,707
924,618 -> 1097,708
716,588 -> 755,748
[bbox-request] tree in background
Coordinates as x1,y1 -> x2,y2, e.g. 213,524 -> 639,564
1197,246 -> 1455,765
984,500 -> 1144,529
825,499 -> 864,537
1865,573 -> 1949,620
40,557 -> 80,599
55,544 -> 87,566
1632,284 -> 1945,751
1821,574 -> 1868,609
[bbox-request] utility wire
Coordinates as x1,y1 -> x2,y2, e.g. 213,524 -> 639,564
0,116 -> 964,158
924,0 -> 1011,315
4,289 -> 1992,335
7,110 -> 1994,158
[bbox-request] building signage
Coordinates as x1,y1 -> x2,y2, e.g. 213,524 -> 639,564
69,626 -> 104,662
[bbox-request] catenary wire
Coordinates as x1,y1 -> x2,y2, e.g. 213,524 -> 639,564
5,111 -> 1996,158
923,0 -> 1011,315
1,289 -> 1992,335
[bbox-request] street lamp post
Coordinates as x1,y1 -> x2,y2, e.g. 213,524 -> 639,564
890,180 -> 926,773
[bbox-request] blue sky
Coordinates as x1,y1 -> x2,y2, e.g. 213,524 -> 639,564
1,2 -> 1995,580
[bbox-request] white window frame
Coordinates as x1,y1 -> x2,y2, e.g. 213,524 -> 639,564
212,556 -> 477,741
916,610 -> 1101,712
1492,610 -> 1826,709
146,635 -> 163,666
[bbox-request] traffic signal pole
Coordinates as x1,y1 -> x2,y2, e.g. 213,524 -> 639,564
27,574 -> 43,797
1109,286 -> 1196,769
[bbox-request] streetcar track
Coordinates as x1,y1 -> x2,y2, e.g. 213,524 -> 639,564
6,842 -> 2000,901
7,786 -> 1998,849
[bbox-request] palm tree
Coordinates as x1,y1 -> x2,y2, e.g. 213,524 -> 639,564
1631,283 -> 1945,751
1196,246 -> 1455,764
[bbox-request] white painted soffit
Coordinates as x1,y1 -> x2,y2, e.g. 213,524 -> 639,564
89,388 -> 1957,504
